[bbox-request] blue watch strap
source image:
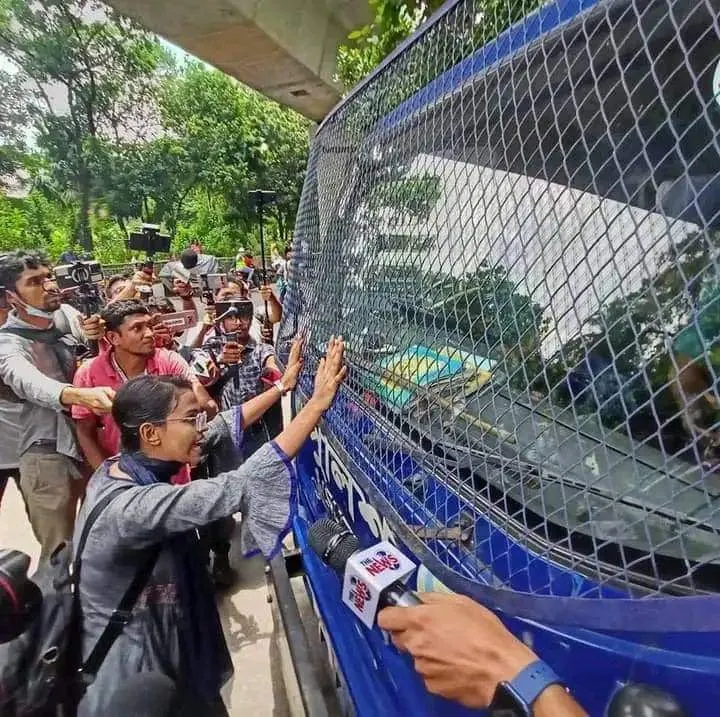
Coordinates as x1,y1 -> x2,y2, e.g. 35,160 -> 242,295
507,660 -> 562,707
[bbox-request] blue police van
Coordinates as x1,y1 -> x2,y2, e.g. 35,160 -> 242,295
272,0 -> 720,714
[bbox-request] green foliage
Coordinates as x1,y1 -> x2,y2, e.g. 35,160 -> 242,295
336,0 -> 545,134
368,174 -> 441,218
335,0 -> 443,91
0,3 -> 309,262
0,0 -> 168,249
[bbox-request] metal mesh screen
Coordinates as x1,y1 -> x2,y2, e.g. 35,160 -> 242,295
281,0 -> 720,600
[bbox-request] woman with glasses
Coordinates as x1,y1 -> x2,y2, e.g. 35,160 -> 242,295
73,337 -> 347,716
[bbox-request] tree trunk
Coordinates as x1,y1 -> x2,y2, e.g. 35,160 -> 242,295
74,166 -> 93,252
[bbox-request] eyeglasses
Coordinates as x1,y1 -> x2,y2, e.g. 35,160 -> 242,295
165,411 -> 208,432
123,411 -> 208,433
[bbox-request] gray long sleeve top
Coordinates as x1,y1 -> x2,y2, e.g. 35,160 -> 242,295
74,440 -> 295,716
0,306 -> 87,460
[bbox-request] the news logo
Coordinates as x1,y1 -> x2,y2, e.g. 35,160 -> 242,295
348,576 -> 372,612
359,550 -> 401,576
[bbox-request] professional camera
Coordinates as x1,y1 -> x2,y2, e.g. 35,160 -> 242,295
127,224 -> 171,256
53,261 -> 104,316
0,550 -> 41,644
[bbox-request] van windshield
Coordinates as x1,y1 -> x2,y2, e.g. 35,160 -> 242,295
286,0 -> 720,595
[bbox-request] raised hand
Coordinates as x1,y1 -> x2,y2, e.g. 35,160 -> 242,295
311,336 -> 347,411
281,336 -> 305,391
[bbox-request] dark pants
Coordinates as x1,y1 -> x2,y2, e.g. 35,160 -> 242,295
0,467 -> 19,508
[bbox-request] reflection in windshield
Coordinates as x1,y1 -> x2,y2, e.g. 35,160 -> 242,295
319,159 -> 720,584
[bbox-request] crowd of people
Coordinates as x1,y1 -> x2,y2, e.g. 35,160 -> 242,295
0,245 -> 322,710
0,246 -> 591,716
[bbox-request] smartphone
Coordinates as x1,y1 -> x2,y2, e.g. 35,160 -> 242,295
162,310 -> 197,332
215,300 -> 254,321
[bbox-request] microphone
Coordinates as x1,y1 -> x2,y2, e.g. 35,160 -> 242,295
308,518 -> 421,628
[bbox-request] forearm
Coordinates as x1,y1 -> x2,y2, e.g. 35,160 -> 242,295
274,397 -> 324,458
59,385 -> 89,409
75,423 -> 108,471
190,324 -> 211,348
267,295 -> 282,323
109,283 -> 137,303
241,385 -> 282,428
191,379 -> 213,409
534,685 -> 587,717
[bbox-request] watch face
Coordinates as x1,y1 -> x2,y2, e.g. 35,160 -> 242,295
489,682 -> 531,717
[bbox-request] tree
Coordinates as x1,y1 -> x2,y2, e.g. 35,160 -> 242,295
335,0 -> 545,133
0,0 -> 166,250
0,69 -> 28,184
160,63 -> 309,244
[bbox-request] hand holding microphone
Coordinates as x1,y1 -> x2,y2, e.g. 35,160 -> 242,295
307,519 -> 587,716
308,518 -> 421,629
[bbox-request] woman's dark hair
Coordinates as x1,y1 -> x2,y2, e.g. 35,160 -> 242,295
0,250 -> 50,291
113,375 -> 193,451
101,299 -> 149,332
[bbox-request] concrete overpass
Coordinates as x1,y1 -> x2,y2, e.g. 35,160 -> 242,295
107,0 -> 369,121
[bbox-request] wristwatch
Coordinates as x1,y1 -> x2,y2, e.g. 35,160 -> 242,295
489,660 -> 563,716
273,379 -> 288,395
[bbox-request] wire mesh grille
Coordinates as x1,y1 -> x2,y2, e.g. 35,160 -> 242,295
281,0 -> 720,599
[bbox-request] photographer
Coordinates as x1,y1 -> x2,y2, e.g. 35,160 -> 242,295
106,266 -> 155,304
74,338 -> 346,715
201,295 -> 281,457
159,245 -> 220,285
72,300 -> 218,472
0,251 -> 115,560
169,267 -> 205,346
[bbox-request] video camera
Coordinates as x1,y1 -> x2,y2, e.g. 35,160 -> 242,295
53,260 -> 104,317
0,550 -> 41,645
127,224 -> 171,256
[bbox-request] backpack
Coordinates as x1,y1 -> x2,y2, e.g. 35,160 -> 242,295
0,487 -> 160,716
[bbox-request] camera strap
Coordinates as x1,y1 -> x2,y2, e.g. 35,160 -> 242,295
0,325 -> 76,383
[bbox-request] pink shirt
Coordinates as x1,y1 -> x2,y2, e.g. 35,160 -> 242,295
72,348 -> 195,484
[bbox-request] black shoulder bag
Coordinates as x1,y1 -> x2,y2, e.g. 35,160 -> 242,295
0,487 -> 160,716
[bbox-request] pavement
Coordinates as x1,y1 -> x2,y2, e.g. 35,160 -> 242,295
0,479 -> 291,716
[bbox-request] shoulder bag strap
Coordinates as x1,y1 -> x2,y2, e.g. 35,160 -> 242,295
73,485 -> 162,678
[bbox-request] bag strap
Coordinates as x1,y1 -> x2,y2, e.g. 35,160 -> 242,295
0,325 -> 76,382
81,546 -> 160,676
73,485 -> 161,678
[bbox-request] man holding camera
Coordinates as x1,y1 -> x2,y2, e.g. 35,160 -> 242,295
201,295 -> 281,458
0,250 -> 114,560
72,299 -> 218,472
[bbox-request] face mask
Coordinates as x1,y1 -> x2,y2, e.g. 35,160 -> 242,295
9,292 -> 55,321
